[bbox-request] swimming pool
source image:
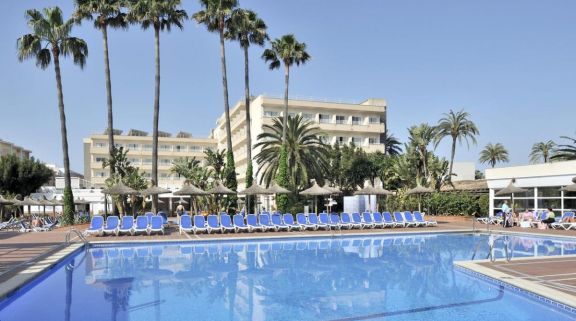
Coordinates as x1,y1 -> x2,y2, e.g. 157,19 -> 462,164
0,233 -> 575,321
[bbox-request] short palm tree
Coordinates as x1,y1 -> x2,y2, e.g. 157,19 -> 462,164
529,140 -> 556,163
227,8 -> 267,189
408,123 -> 436,180
254,115 -> 329,190
434,109 -> 479,180
73,0 -> 127,180
204,149 -> 226,180
127,0 -> 187,213
479,143 -> 509,168
382,129 -> 402,156
17,7 -> 88,225
193,0 -> 239,196
551,135 -> 576,161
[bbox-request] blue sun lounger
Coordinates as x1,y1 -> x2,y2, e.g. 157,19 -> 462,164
271,213 -> 290,231
339,213 -> 355,229
179,215 -> 193,234
308,213 -> 328,230
318,213 -> 333,229
85,216 -> 104,236
145,212 -> 155,224
283,214 -> 301,231
149,216 -> 164,235
394,212 -> 416,227
233,214 -> 251,233
118,216 -> 134,235
102,216 -> 120,236
133,216 -> 149,235
362,212 -> 379,228
404,211 -> 426,227
246,214 -> 265,232
192,215 -> 208,234
551,212 -> 575,230
383,212 -> 401,228
207,214 -> 222,234
259,213 -> 277,231
372,212 -> 388,228
330,213 -> 343,230
413,211 -> 437,226
352,212 -> 369,229
296,213 -> 317,230
220,214 -> 237,233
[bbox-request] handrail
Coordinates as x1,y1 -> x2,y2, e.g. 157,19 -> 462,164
65,228 -> 89,245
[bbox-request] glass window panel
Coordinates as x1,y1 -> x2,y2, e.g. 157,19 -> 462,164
538,187 -> 561,197
319,114 -> 332,124
352,116 -> 362,125
335,115 -> 346,124
565,191 -> 576,197
537,198 -> 561,209
564,198 -> 576,210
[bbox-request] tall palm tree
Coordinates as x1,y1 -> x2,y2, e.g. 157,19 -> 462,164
381,129 -> 402,156
127,0 -> 187,213
434,109 -> 479,180
254,115 -> 329,190
551,135 -> 576,161
262,34 -> 310,143
17,7 -> 88,225
479,143 -> 509,168
227,8 -> 267,189
529,140 -> 556,163
193,0 -> 239,196
408,123 -> 436,180
73,0 -> 127,180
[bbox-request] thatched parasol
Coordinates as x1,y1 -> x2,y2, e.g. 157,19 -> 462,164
560,177 -> 576,192
208,181 -> 236,195
406,185 -> 434,212
300,182 -> 332,214
354,183 -> 394,212
173,183 -> 208,214
323,185 -> 342,194
0,195 -> 14,205
267,181 -> 290,194
240,184 -> 271,214
175,198 -> 188,205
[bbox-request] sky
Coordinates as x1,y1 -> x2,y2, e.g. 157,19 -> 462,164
1,0 -> 576,173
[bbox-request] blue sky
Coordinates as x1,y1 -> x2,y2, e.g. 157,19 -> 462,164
1,0 -> 575,173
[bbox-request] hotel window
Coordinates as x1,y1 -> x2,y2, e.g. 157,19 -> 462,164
160,173 -> 169,178
129,158 -> 140,165
143,172 -> 151,178
336,115 -> 346,124
94,142 -> 107,148
351,137 -> 363,145
319,114 -> 332,124
288,112 -> 297,118
352,116 -> 362,125
302,113 -> 315,121
95,157 -> 106,163
175,145 -> 185,152
337,136 -> 346,144
369,116 -> 381,124
369,137 -> 379,144
160,159 -> 171,166
114,143 -> 123,149
143,144 -> 153,151
264,110 -> 280,118
127,143 -> 139,151
159,144 -> 171,152
95,171 -> 106,178
143,158 -> 152,165
190,145 -> 202,152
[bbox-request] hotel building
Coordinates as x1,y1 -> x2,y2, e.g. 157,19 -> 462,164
83,129 -> 217,188
210,95 -> 388,187
0,139 -> 31,160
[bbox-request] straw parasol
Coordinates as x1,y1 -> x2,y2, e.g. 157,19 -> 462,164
208,180 -> 236,195
300,182 -> 332,214
406,185 -> 434,212
173,183 -> 208,214
19,197 -> 40,215
560,177 -> 576,192
354,183 -> 394,212
241,184 -> 272,214
266,181 -> 290,194
0,195 -> 13,205
175,198 -> 188,205
323,185 -> 341,194
495,180 -> 527,224
102,181 -> 138,195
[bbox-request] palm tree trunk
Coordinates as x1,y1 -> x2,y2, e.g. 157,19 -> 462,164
243,45 -> 253,187
151,25 -> 160,213
102,24 -> 117,215
53,50 -> 74,224
283,65 -> 290,143
220,28 -> 233,155
448,137 -> 456,180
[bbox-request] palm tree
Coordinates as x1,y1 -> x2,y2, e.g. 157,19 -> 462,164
551,135 -> 576,161
227,8 -> 267,189
254,115 -> 329,190
17,7 -> 88,225
204,149 -> 227,180
193,0 -> 239,196
127,0 -> 187,213
529,140 -> 556,163
73,0 -> 127,181
170,157 -> 201,180
479,143 -> 509,168
381,129 -> 402,156
408,123 -> 436,180
434,109 -> 479,180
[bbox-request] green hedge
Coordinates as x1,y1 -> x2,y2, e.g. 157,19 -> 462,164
382,192 -> 488,216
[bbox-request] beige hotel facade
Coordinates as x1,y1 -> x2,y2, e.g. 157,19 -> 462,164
83,95 -> 387,189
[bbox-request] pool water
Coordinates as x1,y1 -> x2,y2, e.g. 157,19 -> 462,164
0,233 -> 575,321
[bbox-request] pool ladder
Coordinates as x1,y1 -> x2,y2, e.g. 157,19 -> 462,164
65,228 -> 89,245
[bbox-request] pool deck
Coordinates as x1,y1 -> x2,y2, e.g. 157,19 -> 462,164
0,216 -> 575,304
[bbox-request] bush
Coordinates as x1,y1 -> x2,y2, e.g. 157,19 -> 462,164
384,192 -> 487,216
62,186 -> 75,225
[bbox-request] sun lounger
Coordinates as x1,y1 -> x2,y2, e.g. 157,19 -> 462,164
145,212 -> 155,224
207,214 -> 222,234
103,216 -> 120,235
352,212 -> 369,229
389,212 -> 407,227
283,214 -> 302,231
220,214 -> 237,233
413,211 -> 437,226
551,212 -> 575,230
339,213 -> 355,229
489,212 -> 504,225
330,213 -> 343,230
362,212 -> 378,228
233,214 -> 251,233
373,212 -> 390,228
157,211 -> 168,225
296,213 -> 318,230
192,215 -> 208,234
133,216 -> 149,235
308,213 -> 329,230
271,213 -> 290,231
149,216 -> 164,235
85,216 -> 104,236
246,214 -> 265,232
404,211 -> 426,227
179,214 -> 193,235
259,213 -> 277,231
116,216 -> 133,235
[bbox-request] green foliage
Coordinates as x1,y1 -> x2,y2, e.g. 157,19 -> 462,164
0,155 -> 53,196
385,192 -> 488,216
224,150 -> 238,213
103,147 -> 147,214
551,134 -> 576,161
62,186 -> 75,225
275,145 -> 288,212
479,143 -> 509,168
530,140 -> 556,164
245,162 -> 254,212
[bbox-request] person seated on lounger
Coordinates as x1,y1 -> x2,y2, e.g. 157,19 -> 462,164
541,208 -> 556,225
560,213 -> 575,223
520,209 -> 533,222
31,217 -> 43,228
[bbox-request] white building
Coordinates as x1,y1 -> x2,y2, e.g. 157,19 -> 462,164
451,162 -> 476,182
485,160 -> 576,215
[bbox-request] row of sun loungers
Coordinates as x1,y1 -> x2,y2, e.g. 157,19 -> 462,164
85,214 -> 166,236
477,211 -> 576,230
179,211 -> 437,235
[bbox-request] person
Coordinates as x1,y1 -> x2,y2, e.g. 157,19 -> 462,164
501,200 -> 512,227
176,203 -> 185,216
541,208 -> 556,225
560,212 -> 575,223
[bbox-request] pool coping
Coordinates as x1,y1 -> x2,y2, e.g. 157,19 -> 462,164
454,255 -> 576,311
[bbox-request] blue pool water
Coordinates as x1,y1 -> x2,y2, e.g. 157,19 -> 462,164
0,233 -> 575,321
